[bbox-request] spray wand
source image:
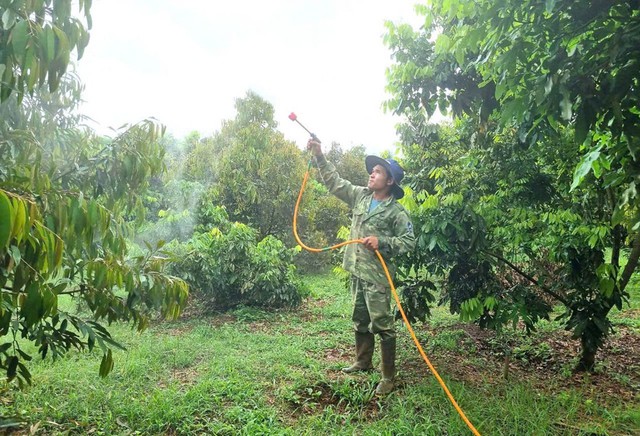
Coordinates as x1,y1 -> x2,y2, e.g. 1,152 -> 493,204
288,112 -> 320,143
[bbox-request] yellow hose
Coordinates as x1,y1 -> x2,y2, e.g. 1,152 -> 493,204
293,166 -> 481,436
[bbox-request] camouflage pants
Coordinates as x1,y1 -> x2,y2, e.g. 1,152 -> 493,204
350,276 -> 396,340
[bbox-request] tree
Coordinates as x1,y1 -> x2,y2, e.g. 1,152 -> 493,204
190,91 -> 309,242
325,142 -> 369,186
1,1 -> 187,385
385,0 -> 640,370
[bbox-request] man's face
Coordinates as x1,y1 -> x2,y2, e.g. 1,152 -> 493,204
367,164 -> 393,193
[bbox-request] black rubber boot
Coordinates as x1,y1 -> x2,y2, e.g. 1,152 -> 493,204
375,336 -> 396,395
341,331 -> 375,373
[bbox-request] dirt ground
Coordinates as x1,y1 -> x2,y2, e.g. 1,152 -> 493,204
403,322 -> 639,404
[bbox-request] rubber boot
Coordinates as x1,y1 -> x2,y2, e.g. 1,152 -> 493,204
375,336 -> 396,395
341,331 -> 374,373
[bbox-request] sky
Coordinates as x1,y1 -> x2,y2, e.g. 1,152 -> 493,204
75,0 -> 424,155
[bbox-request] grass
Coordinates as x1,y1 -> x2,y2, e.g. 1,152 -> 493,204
0,271 -> 639,435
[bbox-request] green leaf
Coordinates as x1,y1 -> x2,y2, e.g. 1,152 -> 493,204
10,20 -> 29,59
566,36 -> 580,57
44,25 -> 55,62
455,45 -> 465,66
435,34 -> 451,54
545,0 -> 556,14
599,277 -> 615,298
6,356 -> 18,379
99,349 -> 114,377
0,192 -> 13,249
484,296 -> 497,310
2,8 -> 17,29
570,149 -> 600,191
25,47 -> 38,91
22,283 -> 43,328
592,158 -> 602,178
611,206 -> 625,227
52,26 -> 70,61
17,362 -> 32,386
11,198 -> 26,243
9,245 -> 21,267
495,82 -> 506,100
593,317 -> 608,333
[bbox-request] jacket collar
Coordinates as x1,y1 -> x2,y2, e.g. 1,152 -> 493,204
364,195 -> 393,221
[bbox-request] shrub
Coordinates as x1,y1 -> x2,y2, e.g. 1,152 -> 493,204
251,235 -> 308,307
169,222 -> 306,311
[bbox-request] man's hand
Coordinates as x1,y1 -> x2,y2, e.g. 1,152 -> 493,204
307,138 -> 323,157
362,236 -> 379,251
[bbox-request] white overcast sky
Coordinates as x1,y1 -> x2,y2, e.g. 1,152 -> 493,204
75,1 -> 423,155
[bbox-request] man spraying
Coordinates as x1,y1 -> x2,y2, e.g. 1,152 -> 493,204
306,138 -> 415,395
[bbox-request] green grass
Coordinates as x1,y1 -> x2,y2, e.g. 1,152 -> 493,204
1,272 -> 639,435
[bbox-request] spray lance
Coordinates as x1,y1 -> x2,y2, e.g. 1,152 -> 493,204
289,112 -> 326,185
288,112 -> 320,143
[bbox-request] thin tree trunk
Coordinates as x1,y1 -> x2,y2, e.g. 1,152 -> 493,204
619,234 -> 640,293
576,332 -> 598,372
611,224 -> 622,269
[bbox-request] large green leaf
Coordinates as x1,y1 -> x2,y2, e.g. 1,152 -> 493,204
570,149 -> 600,191
9,20 -> 28,59
0,191 -> 13,249
2,8 -> 17,29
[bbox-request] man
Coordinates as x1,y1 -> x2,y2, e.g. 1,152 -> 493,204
307,138 -> 415,395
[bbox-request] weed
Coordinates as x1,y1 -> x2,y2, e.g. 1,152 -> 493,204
428,328 -> 466,352
512,341 -> 553,364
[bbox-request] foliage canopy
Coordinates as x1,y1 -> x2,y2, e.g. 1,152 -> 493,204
385,0 -> 640,370
0,0 -> 187,385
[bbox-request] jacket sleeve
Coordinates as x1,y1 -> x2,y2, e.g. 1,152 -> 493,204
315,154 -> 366,209
378,209 -> 415,258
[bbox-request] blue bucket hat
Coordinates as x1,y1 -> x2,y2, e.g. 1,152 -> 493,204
365,155 -> 405,199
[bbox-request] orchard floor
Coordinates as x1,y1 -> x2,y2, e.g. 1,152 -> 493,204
0,272 -> 638,435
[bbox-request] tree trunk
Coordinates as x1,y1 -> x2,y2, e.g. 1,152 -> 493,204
619,235 -> 640,292
575,308 -> 609,373
576,341 -> 597,372
575,235 -> 640,372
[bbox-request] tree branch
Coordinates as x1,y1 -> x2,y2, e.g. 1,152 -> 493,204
52,144 -> 111,182
482,249 -> 570,306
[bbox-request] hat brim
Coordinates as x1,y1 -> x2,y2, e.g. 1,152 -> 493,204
365,155 -> 404,199
365,155 -> 389,175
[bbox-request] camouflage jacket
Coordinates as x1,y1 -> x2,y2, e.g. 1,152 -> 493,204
315,155 -> 415,285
